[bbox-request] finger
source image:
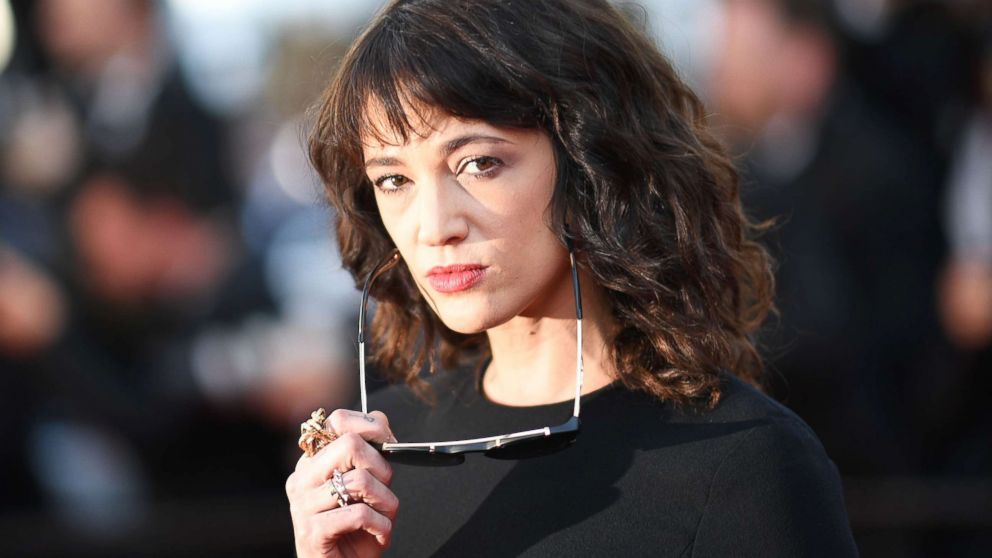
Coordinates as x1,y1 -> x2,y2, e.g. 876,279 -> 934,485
327,408 -> 398,444
297,478 -> 345,516
343,468 -> 400,519
302,432 -> 393,488
293,408 -> 396,473
295,467 -> 399,521
317,503 -> 393,548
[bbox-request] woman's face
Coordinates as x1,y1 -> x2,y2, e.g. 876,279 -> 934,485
362,112 -> 570,334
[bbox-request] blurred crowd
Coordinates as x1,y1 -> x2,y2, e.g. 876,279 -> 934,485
0,0 -> 367,554
700,0 -> 992,554
0,0 -> 989,556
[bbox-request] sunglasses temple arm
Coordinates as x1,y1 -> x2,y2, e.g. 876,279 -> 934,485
359,341 -> 368,414
574,318 -> 583,417
358,251 -> 402,415
568,244 -> 584,419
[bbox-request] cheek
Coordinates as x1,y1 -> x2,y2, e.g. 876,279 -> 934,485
375,202 -> 426,284
487,202 -> 548,246
486,166 -> 557,240
374,196 -> 410,249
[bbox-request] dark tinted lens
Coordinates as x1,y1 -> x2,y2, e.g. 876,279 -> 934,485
484,430 -> 577,460
383,449 -> 466,466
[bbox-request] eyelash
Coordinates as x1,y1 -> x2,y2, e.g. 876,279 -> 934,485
373,174 -> 409,194
372,156 -> 504,195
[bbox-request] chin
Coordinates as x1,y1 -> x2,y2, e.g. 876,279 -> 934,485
434,298 -> 505,335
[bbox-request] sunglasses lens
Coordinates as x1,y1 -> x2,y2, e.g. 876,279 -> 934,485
483,430 -> 577,460
383,449 -> 466,466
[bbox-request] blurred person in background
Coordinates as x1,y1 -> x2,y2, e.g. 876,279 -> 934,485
940,33 -> 992,354
932,25 -> 992,554
0,0 -> 289,544
854,3 -> 992,495
228,27 -> 367,428
35,0 -> 227,169
710,0 -> 991,554
709,0 -> 947,477
0,243 -> 66,511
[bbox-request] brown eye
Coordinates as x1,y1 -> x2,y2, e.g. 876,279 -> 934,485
474,158 -> 496,171
461,156 -> 503,176
374,174 -> 409,193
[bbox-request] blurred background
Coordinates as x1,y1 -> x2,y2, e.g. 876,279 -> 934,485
0,0 -> 988,556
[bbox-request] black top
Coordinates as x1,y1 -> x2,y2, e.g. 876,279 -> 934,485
370,370 -> 858,557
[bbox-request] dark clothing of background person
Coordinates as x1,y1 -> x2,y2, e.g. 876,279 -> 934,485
75,64 -> 238,213
741,82 -> 947,477
370,369 -> 857,557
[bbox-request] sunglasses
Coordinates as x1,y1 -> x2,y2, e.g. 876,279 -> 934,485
355,242 -> 585,466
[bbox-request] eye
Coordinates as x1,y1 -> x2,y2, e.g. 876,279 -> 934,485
373,174 -> 410,194
457,156 -> 503,178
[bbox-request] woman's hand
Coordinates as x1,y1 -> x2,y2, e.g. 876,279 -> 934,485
286,409 -> 399,557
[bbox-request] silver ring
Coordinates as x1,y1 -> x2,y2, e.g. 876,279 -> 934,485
330,469 -> 350,507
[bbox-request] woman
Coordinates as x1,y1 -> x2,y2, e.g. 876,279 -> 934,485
286,0 -> 858,556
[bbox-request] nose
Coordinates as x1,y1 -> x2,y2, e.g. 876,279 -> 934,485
416,175 -> 469,247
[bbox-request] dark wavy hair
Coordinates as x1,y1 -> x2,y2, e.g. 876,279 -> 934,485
309,0 -> 775,408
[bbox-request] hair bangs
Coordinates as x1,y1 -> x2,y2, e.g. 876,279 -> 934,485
337,3 -> 543,154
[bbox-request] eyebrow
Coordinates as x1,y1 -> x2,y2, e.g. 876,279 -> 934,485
442,134 -> 509,157
364,134 -> 510,169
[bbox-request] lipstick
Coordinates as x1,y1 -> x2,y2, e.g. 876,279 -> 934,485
426,264 -> 488,293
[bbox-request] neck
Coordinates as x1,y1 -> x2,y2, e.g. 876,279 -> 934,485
482,273 -> 616,407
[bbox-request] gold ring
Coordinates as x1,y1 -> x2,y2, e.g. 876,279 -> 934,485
298,408 -> 337,457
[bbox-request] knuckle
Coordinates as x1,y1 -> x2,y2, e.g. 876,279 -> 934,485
369,410 -> 390,427
339,432 -> 363,452
329,408 -> 351,433
379,462 -> 394,485
357,503 -> 375,523
390,491 -> 400,512
352,468 -> 372,491
381,490 -> 399,518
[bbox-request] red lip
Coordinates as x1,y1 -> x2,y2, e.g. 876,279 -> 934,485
426,264 -> 488,293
